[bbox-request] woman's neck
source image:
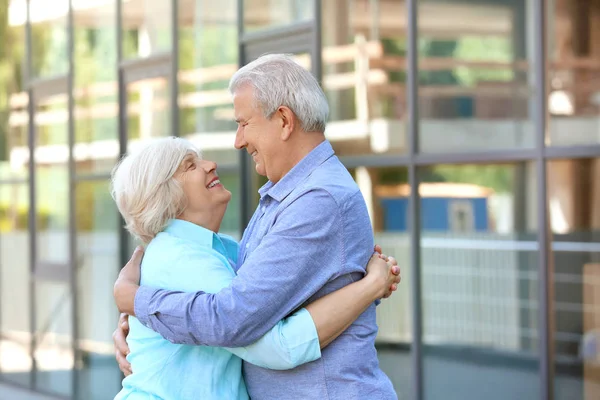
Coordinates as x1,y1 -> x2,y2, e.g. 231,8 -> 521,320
178,208 -> 225,233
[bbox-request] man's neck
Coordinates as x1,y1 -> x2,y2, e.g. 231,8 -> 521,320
271,134 -> 325,183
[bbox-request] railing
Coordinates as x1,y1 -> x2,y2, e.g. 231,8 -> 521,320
3,230 -> 595,362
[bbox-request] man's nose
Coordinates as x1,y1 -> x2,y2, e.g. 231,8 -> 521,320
234,127 -> 246,150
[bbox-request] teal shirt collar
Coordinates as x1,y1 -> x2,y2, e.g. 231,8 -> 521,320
163,219 -> 217,249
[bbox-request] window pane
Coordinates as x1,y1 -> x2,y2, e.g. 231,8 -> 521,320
29,0 -> 70,77
418,0 -> 535,153
547,1 -> 600,146
126,77 -> 170,151
75,180 -> 121,400
33,95 -> 74,397
2,13 -> 28,181
350,165 -> 411,398
73,0 -> 119,175
243,0 -> 313,32
549,158 -> 600,400
0,184 -> 31,387
419,163 -> 539,400
322,0 -> 408,157
122,0 -> 172,59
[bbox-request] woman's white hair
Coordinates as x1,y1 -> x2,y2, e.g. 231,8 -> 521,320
110,136 -> 200,244
228,53 -> 329,133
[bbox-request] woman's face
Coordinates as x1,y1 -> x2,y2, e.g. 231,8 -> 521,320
177,154 -> 231,215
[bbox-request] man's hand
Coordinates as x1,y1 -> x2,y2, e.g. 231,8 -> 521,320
113,246 -> 144,315
113,313 -> 132,376
365,252 -> 400,299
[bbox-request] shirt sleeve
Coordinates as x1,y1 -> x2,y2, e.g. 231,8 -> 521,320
224,308 -> 321,370
135,189 -> 348,347
147,246 -> 321,369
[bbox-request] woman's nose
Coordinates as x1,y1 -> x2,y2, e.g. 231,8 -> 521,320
202,160 -> 217,172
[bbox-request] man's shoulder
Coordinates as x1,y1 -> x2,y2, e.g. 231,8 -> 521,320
297,156 -> 361,203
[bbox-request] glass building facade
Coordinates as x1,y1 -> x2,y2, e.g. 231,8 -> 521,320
1,0 -> 600,399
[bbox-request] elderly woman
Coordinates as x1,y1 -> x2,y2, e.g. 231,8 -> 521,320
110,136 -> 398,400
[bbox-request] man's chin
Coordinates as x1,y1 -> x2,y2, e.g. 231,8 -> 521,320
255,165 -> 266,176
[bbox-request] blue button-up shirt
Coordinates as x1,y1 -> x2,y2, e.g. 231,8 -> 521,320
135,141 -> 397,399
118,219 -> 321,400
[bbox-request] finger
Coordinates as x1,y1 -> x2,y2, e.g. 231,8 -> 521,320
387,256 -> 397,266
118,313 -> 130,332
391,266 -> 400,275
113,328 -> 130,355
394,276 -> 401,284
391,284 -> 398,291
379,253 -> 389,261
128,246 -> 144,266
374,245 -> 382,254
116,350 -> 132,376
121,318 -> 130,334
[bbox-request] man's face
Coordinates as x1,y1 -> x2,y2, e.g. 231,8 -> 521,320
233,86 -> 282,180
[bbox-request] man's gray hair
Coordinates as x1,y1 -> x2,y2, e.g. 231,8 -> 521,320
229,53 -> 329,133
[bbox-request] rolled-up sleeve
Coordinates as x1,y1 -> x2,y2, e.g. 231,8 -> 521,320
133,189 -> 345,347
225,308 -> 321,370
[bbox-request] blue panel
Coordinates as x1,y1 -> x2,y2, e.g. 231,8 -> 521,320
380,198 -> 408,231
422,198 -> 450,231
473,198 -> 488,231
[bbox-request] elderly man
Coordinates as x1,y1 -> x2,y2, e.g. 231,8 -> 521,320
113,53 -> 399,399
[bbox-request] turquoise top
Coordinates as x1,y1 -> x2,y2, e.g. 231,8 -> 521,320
114,219 -> 321,400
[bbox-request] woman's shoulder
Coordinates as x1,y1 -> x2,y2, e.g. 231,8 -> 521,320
143,232 -> 236,293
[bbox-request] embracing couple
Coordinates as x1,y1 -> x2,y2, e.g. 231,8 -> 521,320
111,53 -> 401,400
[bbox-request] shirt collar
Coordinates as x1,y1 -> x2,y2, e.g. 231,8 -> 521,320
163,218 -> 216,248
258,140 -> 335,202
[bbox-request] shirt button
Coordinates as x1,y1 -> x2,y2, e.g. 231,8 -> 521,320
246,243 -> 250,248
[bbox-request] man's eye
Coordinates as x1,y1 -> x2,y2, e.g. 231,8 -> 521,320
188,162 -> 196,170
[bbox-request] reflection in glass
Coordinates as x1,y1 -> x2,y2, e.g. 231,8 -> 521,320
547,1 -> 600,146
178,0 -> 242,237
126,78 -> 170,150
2,13 -> 27,180
321,0 -> 408,157
73,0 -> 119,175
75,180 -> 121,400
122,0 -> 172,59
33,95 -> 73,397
350,166 -> 412,398
549,159 -> 600,400
0,184 -> 31,387
415,164 -> 539,400
418,0 -> 534,153
243,0 -> 313,32
30,0 -> 70,77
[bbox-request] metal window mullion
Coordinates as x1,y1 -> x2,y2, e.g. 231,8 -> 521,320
407,0 -> 423,399
67,1 -> 79,398
311,0 -> 322,85
117,0 -> 130,280
533,0 -> 553,398
171,0 -> 179,137
237,0 -> 253,229
240,21 -> 313,45
25,0 -> 37,390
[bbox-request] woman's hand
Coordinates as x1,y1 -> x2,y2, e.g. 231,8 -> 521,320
365,252 -> 401,300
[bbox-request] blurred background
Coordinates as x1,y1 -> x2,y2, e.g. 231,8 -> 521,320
1,0 -> 600,399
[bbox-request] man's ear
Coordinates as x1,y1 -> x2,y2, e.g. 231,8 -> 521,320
278,106 -> 296,141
